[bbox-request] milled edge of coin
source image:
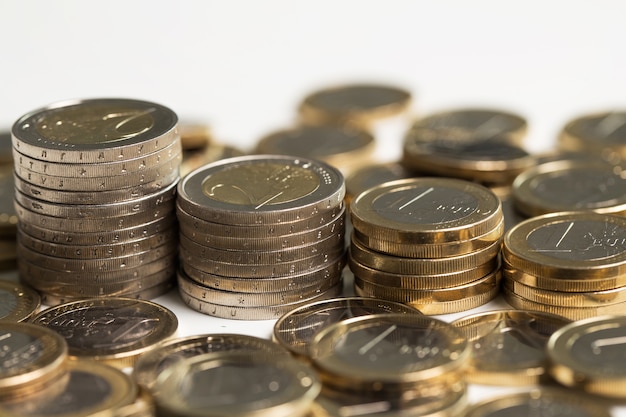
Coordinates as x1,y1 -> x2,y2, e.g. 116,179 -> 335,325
450,309 -> 571,386
272,296 -> 421,358
29,297 -> 178,367
177,154 -> 345,224
12,98 -> 179,162
152,351 -> 321,417
350,177 -> 502,243
0,280 -> 40,322
133,333 -> 289,390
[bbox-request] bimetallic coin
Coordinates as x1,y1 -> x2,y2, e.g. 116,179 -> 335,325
29,298 -> 178,368
180,142 -> 245,178
298,83 -> 412,129
0,322 -> 67,399
559,110 -> 626,158
512,160 -> 626,217
345,162 -> 413,203
133,333 -> 289,390
0,359 -> 138,417
463,388 -> 612,417
273,297 -> 421,358
152,351 -> 321,417
12,98 -> 178,163
350,178 -> 502,244
503,212 -> 626,280
547,315 -> 626,398
451,309 -> 571,385
0,280 -> 40,322
178,154 -> 345,225
504,279 -> 626,308
308,313 -> 470,393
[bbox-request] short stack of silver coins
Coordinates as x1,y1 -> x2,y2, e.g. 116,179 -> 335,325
12,98 -> 182,305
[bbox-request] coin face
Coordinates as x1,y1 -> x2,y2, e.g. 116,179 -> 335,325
0,280 -> 40,322
29,298 -> 178,367
559,111 -> 626,155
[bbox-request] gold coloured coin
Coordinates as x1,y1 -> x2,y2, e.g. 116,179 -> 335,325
308,313 -> 470,393
152,351 -> 321,417
559,110 -> 626,158
0,280 -> 40,322
298,83 -> 412,129
344,162 -> 413,204
547,315 -> 626,398
464,388 -> 612,417
133,333 -> 289,390
29,298 -> 178,368
0,322 -> 67,399
451,309 -> 571,385
273,296 -> 421,359
0,359 -> 138,417
179,120 -> 212,150
350,178 -> 502,244
503,211 -> 626,280
504,279 -> 626,307
512,160 -> 626,217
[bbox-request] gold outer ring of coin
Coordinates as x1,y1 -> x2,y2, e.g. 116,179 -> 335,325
177,154 -> 345,225
502,288 -> 626,321
463,387 -> 612,417
546,315 -> 626,399
298,83 -> 412,129
450,309 -> 571,386
272,296 -> 422,359
502,211 -> 626,280
511,160 -> 626,217
0,322 -> 68,398
350,177 -> 503,244
133,333 -> 290,391
558,110 -> 626,158
308,313 -> 470,391
152,351 -> 320,417
11,97 -> 179,163
0,280 -> 41,322
29,297 -> 178,368
0,359 -> 139,417
350,234 -> 501,275
344,162 -> 413,204
353,269 -> 500,315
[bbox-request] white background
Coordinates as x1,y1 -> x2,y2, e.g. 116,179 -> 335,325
3,0 -> 626,414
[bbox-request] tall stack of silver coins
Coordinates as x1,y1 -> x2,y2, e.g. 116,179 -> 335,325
176,154 -> 346,320
12,98 -> 182,305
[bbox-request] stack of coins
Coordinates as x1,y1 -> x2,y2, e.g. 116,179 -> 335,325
502,211 -> 626,320
176,154 -> 347,320
12,98 -> 181,304
349,177 -> 503,314
308,313 -> 470,416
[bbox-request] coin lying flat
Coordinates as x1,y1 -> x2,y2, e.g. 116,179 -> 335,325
547,315 -> 626,398
344,162 -> 413,204
152,351 -> 321,417
0,279 -> 40,322
272,296 -> 421,358
559,110 -> 626,158
451,309 -> 571,385
29,298 -> 178,368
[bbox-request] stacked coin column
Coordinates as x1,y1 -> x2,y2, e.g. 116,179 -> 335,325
12,98 -> 181,305
348,178 -> 503,314
176,155 -> 346,320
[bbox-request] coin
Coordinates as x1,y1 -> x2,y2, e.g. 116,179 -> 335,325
547,315 -> 626,398
298,83 -> 412,129
29,298 -> 178,368
12,98 -> 178,163
451,309 -> 571,385
180,142 -> 246,177
0,359 -> 138,417
272,297 -> 421,358
0,280 -> 40,322
344,162 -> 413,203
133,333 -> 289,390
558,110 -> 626,158
178,154 -> 344,225
0,322 -> 67,399
179,120 -> 212,150
512,160 -> 626,217
504,279 -> 626,307
153,351 -> 320,417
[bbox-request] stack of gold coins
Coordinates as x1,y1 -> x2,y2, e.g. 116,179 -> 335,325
11,98 -> 182,304
308,313 -> 470,416
254,125 -> 376,176
558,110 -> 626,159
176,154 -> 347,320
502,211 -> 626,320
349,177 -> 503,314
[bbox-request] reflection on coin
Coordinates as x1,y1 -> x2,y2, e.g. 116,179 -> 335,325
0,280 -> 40,322
559,110 -> 626,158
29,298 -> 178,368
